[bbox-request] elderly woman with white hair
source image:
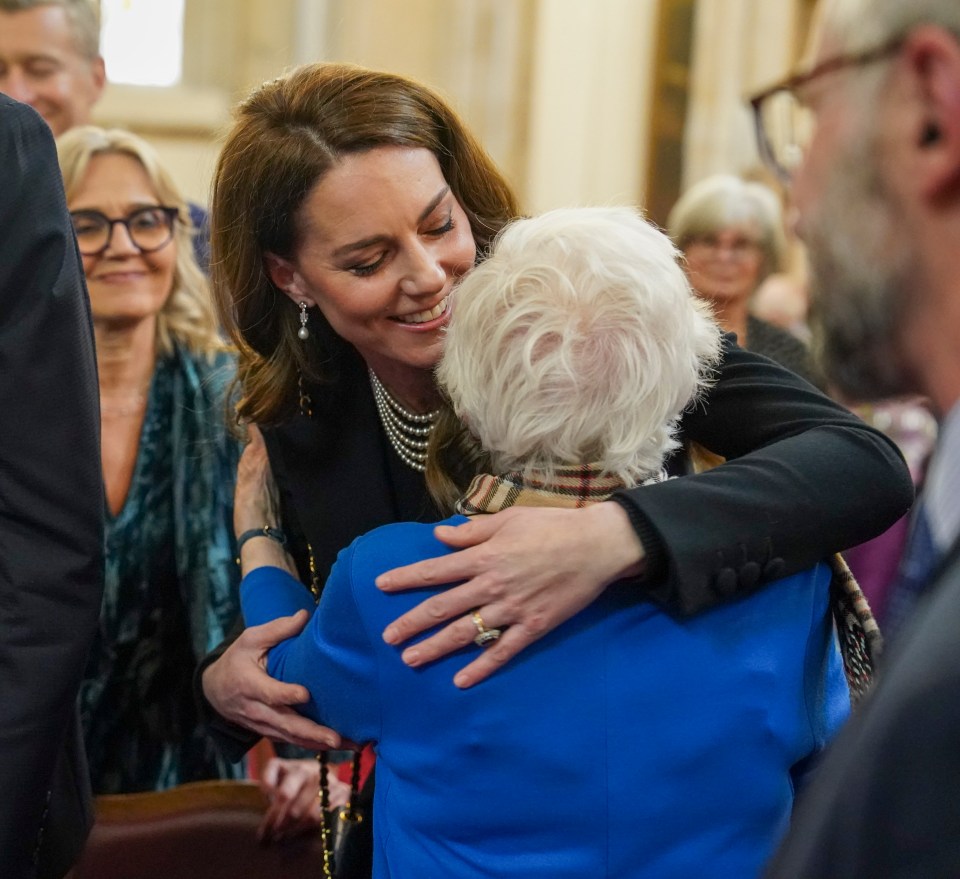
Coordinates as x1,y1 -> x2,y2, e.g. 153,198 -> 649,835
668,173 -> 821,386
238,206 -> 850,878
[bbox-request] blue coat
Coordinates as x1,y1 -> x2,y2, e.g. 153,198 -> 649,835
242,516 -> 850,879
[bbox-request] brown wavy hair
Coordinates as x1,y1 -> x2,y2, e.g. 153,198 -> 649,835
211,62 -> 521,425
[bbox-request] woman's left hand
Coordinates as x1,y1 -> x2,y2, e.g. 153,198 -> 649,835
376,501 -> 645,688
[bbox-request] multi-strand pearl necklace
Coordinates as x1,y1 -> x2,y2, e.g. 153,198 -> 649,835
369,369 -> 439,473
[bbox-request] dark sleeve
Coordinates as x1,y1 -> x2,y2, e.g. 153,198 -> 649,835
0,99 -> 104,876
611,334 -> 914,615
194,429 -> 313,761
193,615 -> 261,761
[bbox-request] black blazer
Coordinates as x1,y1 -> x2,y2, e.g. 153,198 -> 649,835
0,98 -> 105,879
612,339 -> 913,612
263,348 -> 442,588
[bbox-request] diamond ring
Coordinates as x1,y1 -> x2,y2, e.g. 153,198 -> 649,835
471,609 -> 502,647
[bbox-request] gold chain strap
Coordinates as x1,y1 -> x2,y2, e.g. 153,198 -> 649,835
306,542 -> 363,877
305,540 -> 329,877
344,752 -> 363,820
316,750 -> 363,879
317,751 -> 335,879
298,371 -> 313,418
307,541 -> 322,602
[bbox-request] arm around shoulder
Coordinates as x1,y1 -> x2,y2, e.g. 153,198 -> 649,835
614,337 -> 913,615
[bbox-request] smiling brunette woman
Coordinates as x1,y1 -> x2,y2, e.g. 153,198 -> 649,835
56,126 -> 242,794
199,62 -> 912,875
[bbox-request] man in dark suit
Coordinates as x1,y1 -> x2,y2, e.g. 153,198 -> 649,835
0,95 -> 104,879
750,1 -> 960,875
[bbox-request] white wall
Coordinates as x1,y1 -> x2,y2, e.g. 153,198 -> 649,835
91,0 -> 806,211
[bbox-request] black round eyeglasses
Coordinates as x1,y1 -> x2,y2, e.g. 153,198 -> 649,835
69,206 -> 179,256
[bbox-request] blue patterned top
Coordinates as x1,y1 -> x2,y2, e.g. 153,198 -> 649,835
81,346 -> 243,793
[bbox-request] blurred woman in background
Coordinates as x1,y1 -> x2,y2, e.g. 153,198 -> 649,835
668,173 -> 821,387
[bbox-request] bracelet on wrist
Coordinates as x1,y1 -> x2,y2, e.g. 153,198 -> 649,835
236,525 -> 287,558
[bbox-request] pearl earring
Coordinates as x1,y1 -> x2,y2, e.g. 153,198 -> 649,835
298,301 -> 310,340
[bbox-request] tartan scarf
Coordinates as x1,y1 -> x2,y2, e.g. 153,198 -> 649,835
456,465 -> 665,514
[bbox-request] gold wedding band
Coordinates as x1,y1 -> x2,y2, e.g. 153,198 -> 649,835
471,609 -> 502,647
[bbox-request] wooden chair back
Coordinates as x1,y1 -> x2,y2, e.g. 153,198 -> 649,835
69,780 -> 325,879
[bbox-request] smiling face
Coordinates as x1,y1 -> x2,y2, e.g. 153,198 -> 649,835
0,5 -> 105,136
682,224 -> 764,309
69,152 -> 177,330
268,146 -> 477,397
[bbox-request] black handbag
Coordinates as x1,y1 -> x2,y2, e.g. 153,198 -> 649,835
318,751 -> 373,879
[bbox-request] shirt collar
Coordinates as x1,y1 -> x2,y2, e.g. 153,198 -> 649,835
923,400 -> 960,553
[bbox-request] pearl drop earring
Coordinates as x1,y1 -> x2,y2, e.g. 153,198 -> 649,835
298,301 -> 310,340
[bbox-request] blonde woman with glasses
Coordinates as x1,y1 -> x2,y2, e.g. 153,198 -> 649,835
56,126 -> 241,794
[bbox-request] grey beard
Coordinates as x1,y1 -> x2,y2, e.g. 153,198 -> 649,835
804,148 -> 915,402
808,251 -> 912,401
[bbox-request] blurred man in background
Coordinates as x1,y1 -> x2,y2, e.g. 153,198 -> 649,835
0,0 -> 104,136
0,0 -> 211,267
750,0 -> 960,873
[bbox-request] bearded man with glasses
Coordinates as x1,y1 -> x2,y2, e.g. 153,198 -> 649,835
751,2 -> 960,876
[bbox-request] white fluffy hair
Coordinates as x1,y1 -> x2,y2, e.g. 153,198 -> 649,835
438,206 -> 722,486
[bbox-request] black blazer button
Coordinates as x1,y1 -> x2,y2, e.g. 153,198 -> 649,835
740,561 -> 761,590
763,558 -> 785,580
714,567 -> 739,596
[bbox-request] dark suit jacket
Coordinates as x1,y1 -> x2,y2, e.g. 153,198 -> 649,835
764,532 -> 960,879
0,97 -> 104,879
